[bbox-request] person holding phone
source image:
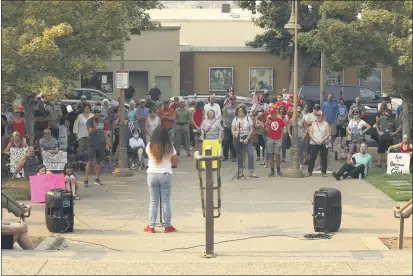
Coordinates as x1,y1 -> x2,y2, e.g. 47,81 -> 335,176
333,142 -> 372,181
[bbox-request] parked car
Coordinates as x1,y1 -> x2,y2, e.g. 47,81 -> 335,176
169,94 -> 253,111
63,88 -> 129,109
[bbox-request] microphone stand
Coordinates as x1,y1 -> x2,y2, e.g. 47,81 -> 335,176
232,121 -> 247,180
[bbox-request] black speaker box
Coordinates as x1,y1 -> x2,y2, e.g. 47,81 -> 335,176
45,188 -> 74,233
313,187 -> 342,233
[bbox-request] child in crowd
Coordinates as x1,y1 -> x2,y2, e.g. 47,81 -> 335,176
36,164 -> 52,175
129,128 -> 146,170
63,163 -> 79,200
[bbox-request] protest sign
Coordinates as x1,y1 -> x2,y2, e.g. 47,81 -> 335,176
42,151 -> 67,171
10,147 -> 26,177
387,153 -> 411,174
201,140 -> 222,169
29,174 -> 66,203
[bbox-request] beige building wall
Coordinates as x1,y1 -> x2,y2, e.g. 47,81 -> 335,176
108,27 -> 180,100
192,52 -> 290,97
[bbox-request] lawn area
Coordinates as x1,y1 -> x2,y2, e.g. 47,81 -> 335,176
2,179 -> 31,201
366,166 -> 412,202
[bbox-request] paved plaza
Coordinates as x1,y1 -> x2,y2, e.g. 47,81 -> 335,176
2,156 -> 412,275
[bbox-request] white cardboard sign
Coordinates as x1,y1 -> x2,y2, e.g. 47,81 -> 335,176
386,153 -> 411,175
42,151 -> 67,171
116,70 -> 129,89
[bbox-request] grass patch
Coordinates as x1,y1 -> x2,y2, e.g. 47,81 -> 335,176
366,166 -> 412,201
32,236 -> 47,248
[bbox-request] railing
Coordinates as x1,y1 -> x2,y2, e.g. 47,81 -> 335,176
393,199 -> 412,249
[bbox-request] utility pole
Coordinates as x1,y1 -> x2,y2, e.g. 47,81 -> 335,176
319,11 -> 327,106
113,47 -> 132,177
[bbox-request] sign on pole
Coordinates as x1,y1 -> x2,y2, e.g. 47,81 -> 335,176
116,69 -> 129,89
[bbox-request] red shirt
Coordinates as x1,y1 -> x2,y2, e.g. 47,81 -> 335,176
192,110 -> 203,128
11,119 -> 26,137
169,103 -> 179,111
284,102 -> 293,111
266,118 -> 285,140
274,101 -> 285,108
258,112 -> 269,122
158,108 -> 175,129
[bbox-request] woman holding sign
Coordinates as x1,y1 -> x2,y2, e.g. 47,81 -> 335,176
388,134 -> 413,155
12,147 -> 38,180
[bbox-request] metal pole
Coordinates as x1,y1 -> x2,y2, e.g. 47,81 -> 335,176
204,147 -> 215,257
319,11 -> 327,106
113,46 -> 132,177
398,217 -> 404,249
285,0 -> 304,178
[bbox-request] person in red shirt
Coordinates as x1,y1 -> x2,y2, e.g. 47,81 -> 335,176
284,94 -> 293,111
169,97 -> 180,111
158,100 -> 176,145
265,107 -> 285,177
274,94 -> 285,109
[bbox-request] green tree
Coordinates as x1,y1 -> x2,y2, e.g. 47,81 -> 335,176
304,1 -> 412,135
1,0 -> 162,139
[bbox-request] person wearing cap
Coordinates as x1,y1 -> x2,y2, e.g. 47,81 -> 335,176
222,96 -> 237,161
322,93 -> 338,150
135,99 -> 149,137
174,99 -> 191,156
204,94 -> 222,121
169,97 -> 180,111
266,106 -> 285,177
84,106 -> 109,187
336,96 -> 348,148
158,100 -> 176,145
346,109 -> 371,162
307,110 -> 331,177
375,109 -> 400,168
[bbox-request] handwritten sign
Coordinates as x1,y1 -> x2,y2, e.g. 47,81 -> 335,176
42,151 -> 67,171
10,147 -> 26,177
29,174 -> 66,203
387,153 -> 411,174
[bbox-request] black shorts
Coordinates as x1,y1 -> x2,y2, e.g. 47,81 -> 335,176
378,139 -> 392,154
87,143 -> 105,163
336,125 -> 346,138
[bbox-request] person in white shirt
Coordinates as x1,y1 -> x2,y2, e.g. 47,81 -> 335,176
129,129 -> 145,170
73,103 -> 92,153
204,94 -> 222,121
144,126 -> 178,234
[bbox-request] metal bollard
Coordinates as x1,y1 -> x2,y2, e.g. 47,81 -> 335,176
194,147 -> 222,258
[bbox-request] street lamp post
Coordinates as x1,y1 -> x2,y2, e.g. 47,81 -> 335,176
284,0 -> 304,178
113,47 -> 132,177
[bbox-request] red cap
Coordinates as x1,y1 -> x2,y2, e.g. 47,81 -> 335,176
18,105 -> 24,111
269,107 -> 278,114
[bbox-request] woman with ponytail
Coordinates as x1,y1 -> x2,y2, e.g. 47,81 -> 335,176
144,126 -> 178,233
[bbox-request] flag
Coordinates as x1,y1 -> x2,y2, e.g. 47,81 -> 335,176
251,90 -> 259,105
128,121 -> 135,134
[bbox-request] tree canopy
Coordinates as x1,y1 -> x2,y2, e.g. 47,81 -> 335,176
1,0 -> 162,102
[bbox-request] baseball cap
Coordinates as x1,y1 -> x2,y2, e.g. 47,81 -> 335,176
313,103 -> 321,110
173,97 -> 179,101
316,111 -> 324,116
140,99 -> 146,103
163,100 -> 170,104
269,107 -> 277,114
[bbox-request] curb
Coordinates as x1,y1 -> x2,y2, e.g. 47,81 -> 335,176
36,236 -> 65,250
360,237 -> 389,250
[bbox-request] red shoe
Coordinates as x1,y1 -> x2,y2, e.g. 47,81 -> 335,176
144,225 -> 155,233
164,226 -> 176,233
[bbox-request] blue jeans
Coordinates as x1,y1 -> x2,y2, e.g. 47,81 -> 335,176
147,173 -> 172,228
233,137 -> 254,170
298,136 -> 304,165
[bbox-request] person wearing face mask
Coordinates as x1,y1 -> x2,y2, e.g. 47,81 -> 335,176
45,99 -> 62,140
333,142 -> 372,180
376,110 -> 400,167
129,129 -> 146,170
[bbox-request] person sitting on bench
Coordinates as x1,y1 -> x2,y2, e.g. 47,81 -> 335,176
333,142 -> 372,180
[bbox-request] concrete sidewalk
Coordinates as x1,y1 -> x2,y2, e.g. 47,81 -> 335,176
2,155 -> 412,275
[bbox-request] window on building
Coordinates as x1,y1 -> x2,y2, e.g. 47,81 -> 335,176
81,72 -> 114,94
326,70 -> 344,85
360,68 -> 382,92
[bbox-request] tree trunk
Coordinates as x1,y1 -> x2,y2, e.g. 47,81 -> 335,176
288,50 -> 317,93
21,95 -> 36,145
401,91 -> 412,137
